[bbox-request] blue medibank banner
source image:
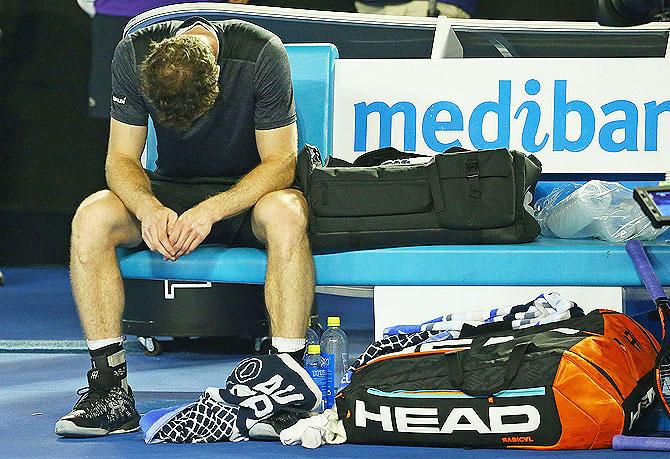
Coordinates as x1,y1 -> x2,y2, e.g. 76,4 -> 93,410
332,58 -> 670,173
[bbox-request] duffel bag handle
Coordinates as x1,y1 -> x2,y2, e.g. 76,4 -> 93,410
443,341 -> 532,396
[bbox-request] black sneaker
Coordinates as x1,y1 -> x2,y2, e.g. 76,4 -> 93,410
247,410 -> 309,441
55,369 -> 140,437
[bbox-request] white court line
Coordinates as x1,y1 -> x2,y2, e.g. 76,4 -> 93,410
0,340 -> 146,353
0,340 -> 88,351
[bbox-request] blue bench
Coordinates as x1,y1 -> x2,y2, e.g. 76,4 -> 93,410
118,9 -> 670,310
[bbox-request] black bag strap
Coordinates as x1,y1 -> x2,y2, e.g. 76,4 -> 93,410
443,341 -> 533,396
443,146 -> 471,153
426,158 -> 447,223
325,156 -> 354,167
352,146 -> 430,167
465,156 -> 481,200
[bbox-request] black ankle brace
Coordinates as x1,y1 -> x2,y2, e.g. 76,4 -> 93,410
88,342 -> 128,391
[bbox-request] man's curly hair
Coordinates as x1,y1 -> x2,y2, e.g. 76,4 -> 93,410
141,35 -> 220,131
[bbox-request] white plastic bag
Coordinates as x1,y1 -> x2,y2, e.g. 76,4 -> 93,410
534,180 -> 668,242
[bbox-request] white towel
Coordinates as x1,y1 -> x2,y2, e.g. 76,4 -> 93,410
279,408 -> 346,449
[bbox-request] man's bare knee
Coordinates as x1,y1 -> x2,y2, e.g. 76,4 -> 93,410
252,190 -> 308,245
71,190 -> 139,261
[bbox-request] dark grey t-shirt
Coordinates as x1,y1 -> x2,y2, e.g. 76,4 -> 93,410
110,18 -> 296,178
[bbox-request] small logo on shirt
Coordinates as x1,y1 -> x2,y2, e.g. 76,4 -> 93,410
112,95 -> 127,105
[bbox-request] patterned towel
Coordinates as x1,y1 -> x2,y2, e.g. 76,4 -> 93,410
143,389 -> 243,444
383,292 -> 580,337
142,354 -> 322,444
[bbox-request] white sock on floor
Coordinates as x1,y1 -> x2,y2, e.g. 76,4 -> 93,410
272,337 -> 306,353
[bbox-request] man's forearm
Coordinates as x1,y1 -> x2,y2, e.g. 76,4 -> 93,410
105,156 -> 162,220
202,156 -> 296,222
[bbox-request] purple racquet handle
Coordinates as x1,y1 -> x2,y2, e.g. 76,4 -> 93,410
626,240 -> 666,302
613,434 -> 670,451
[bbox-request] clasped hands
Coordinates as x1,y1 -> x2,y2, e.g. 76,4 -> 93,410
138,204 -> 215,261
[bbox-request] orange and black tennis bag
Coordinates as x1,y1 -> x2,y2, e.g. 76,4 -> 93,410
335,310 -> 658,449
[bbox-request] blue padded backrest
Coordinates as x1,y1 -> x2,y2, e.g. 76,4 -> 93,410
286,44 -> 338,161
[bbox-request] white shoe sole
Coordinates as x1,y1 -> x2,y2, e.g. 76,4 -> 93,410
55,419 -> 140,438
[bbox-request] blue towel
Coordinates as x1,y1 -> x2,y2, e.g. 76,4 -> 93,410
141,403 -> 197,443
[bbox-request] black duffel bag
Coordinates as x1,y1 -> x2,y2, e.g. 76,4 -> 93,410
296,145 -> 542,250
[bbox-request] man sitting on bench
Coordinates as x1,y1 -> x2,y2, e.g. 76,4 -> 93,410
55,16 -> 314,437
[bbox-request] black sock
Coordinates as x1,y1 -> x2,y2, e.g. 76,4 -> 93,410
88,342 -> 128,391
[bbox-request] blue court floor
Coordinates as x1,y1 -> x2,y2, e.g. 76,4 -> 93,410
0,266 -> 667,458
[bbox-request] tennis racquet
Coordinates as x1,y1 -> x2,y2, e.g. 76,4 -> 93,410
613,239 -> 670,450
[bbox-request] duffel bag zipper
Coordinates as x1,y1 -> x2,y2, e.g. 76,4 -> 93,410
564,350 -> 624,402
